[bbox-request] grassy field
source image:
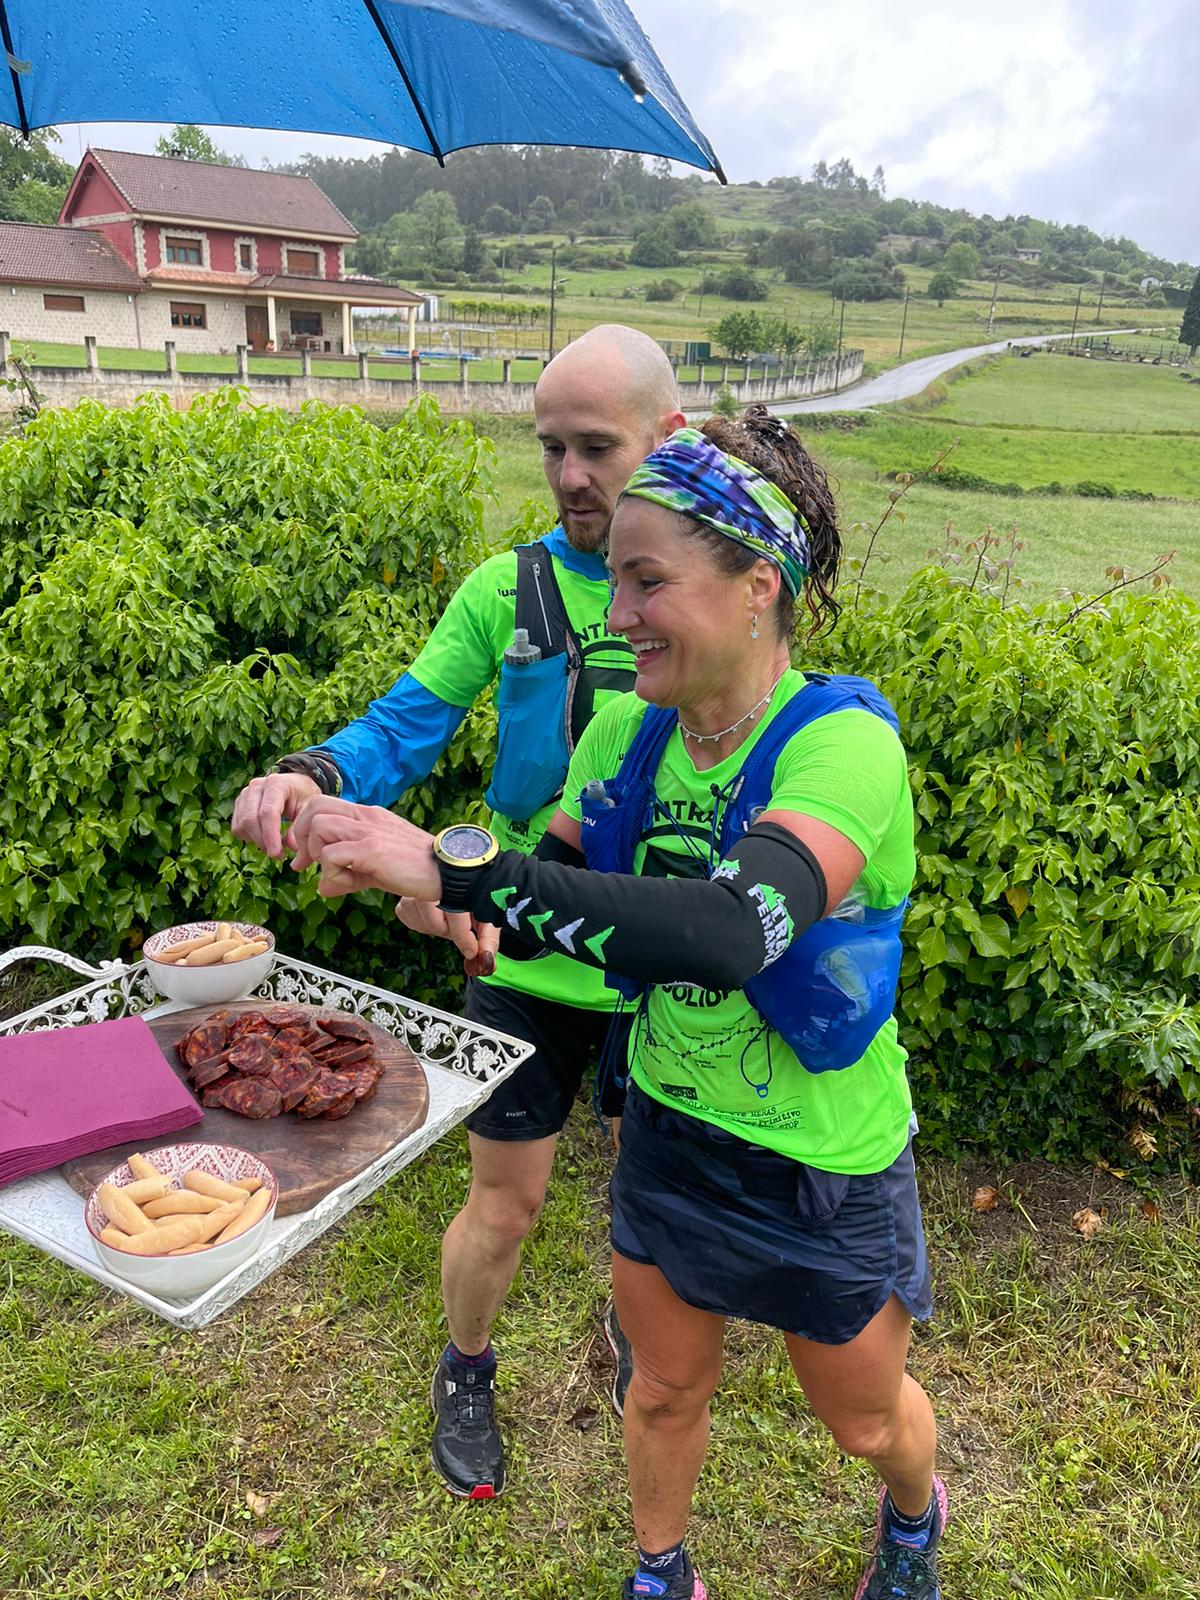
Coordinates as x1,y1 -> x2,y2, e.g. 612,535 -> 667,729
3,1101 -> 1198,1600
474,352 -> 1200,602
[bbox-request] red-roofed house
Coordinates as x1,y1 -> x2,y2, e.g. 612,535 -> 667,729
0,148 -> 424,354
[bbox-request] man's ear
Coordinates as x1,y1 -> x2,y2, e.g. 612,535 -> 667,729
658,409 -> 687,442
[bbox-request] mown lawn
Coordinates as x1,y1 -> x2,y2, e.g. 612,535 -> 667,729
926,354 -> 1200,434
2,1104 -> 1198,1600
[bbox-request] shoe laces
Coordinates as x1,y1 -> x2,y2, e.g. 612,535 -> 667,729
448,1370 -> 494,1430
872,1537 -> 938,1598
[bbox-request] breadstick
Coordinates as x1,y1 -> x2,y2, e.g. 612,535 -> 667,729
127,1152 -> 165,1181
183,1169 -> 246,1203
216,922 -> 232,942
154,931 -> 216,964
181,938 -> 241,967
169,1199 -> 246,1253
100,1225 -> 136,1251
98,1182 -> 155,1235
143,1191 -> 223,1218
212,1187 -> 273,1244
116,1215 -> 206,1254
232,1176 -> 263,1194
221,940 -> 269,964
122,1177 -> 168,1205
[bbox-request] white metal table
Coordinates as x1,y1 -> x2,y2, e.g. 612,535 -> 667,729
0,946 -> 533,1328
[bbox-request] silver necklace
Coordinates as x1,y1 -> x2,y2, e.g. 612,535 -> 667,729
678,673 -> 785,745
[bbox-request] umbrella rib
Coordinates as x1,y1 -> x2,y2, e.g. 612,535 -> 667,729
0,0 -> 30,137
362,0 -> 446,168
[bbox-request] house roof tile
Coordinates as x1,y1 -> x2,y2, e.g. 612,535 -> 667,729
88,149 -> 358,239
0,222 -> 141,291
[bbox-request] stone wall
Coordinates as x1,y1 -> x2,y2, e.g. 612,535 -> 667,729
1,338 -> 865,416
3,285 -> 141,346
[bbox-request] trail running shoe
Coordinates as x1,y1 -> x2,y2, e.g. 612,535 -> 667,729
429,1353 -> 506,1500
854,1475 -> 947,1600
603,1297 -> 634,1419
622,1562 -> 708,1598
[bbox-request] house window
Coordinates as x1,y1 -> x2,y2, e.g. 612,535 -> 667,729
290,311 -> 323,336
44,293 -> 85,312
238,242 -> 253,270
286,249 -> 320,277
165,236 -> 203,265
170,302 -> 207,329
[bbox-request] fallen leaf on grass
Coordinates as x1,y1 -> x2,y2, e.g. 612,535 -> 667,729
1072,1207 -> 1103,1240
250,1527 -> 283,1548
569,1404 -> 599,1432
1141,1199 -> 1162,1223
971,1185 -> 1001,1212
245,1489 -> 272,1518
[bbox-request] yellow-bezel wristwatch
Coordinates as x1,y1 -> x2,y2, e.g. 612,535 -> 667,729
433,824 -> 500,910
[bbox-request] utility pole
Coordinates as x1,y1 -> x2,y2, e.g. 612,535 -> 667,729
834,298 -> 846,392
548,244 -> 560,361
1070,284 -> 1082,340
986,267 -> 1001,338
1095,275 -> 1106,324
898,291 -> 910,361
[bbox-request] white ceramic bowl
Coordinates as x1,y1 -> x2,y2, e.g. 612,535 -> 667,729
142,920 -> 275,1005
85,1143 -> 279,1300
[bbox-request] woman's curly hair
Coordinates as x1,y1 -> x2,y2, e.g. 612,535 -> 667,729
694,405 -> 842,639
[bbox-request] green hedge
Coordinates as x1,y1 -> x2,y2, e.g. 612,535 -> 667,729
820,570 -> 1200,1163
0,391 -> 551,1009
2,393 -> 1197,1163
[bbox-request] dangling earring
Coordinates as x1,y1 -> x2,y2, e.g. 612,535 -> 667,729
750,613 -> 760,640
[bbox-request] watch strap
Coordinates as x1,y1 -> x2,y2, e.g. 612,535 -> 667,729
436,857 -> 486,914
273,750 -> 343,797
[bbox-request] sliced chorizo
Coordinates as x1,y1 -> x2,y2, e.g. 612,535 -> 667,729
320,1087 -> 358,1119
296,1070 -> 352,1118
337,1062 -> 384,1104
225,1035 -> 276,1077
270,1058 -> 322,1112
190,1053 -> 233,1089
262,1005 -> 310,1028
316,1015 -> 371,1043
217,1077 -> 284,1119
319,1041 -> 373,1068
200,1073 -> 237,1107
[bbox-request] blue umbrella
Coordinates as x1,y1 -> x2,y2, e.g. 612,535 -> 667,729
0,0 -> 723,177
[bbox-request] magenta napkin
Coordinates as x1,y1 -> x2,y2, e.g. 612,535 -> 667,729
0,1015 -> 202,1186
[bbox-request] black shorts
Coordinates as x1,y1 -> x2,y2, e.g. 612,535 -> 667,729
463,979 -> 629,1141
612,1083 -> 933,1344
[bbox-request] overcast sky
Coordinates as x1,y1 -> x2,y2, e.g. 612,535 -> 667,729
50,0 -> 1198,266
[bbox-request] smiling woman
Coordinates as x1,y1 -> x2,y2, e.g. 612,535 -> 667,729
286,409 -> 947,1600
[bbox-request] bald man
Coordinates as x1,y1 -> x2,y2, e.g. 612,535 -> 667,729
232,326 -> 685,1499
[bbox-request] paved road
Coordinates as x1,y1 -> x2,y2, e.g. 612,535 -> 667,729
774,327 -> 1142,415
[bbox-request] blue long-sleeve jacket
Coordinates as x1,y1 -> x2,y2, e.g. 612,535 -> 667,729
313,677 -> 466,809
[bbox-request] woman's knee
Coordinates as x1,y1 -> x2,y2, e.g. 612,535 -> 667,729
824,1408 -> 897,1462
627,1356 -> 717,1426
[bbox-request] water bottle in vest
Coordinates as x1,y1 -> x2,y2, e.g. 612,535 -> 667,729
504,628 -> 542,667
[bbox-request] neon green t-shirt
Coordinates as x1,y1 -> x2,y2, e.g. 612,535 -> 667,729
410,536 -> 634,1009
560,670 -> 918,1172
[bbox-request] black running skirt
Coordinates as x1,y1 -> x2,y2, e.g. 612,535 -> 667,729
611,1083 -> 933,1344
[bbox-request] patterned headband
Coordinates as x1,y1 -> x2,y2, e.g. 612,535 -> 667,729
621,426 -> 810,596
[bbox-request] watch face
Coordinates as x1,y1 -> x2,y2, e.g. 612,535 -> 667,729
439,825 -> 494,861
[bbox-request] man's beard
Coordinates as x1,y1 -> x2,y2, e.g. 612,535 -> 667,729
559,504 -> 611,553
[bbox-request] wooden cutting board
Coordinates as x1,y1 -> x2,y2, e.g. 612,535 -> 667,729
63,1001 -> 429,1217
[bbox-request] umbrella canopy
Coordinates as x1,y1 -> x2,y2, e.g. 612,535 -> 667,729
0,0 -> 723,178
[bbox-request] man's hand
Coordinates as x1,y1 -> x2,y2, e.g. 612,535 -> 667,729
231,773 -> 322,859
288,796 -> 442,900
396,898 -> 499,978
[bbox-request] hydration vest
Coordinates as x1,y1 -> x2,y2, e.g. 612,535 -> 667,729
579,674 -> 908,1076
485,539 -> 634,823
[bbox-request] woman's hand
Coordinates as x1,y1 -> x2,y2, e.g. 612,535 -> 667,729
288,797 -> 441,901
395,898 -> 499,978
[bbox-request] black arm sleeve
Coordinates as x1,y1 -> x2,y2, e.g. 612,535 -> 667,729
441,822 -> 827,989
495,829 -> 585,964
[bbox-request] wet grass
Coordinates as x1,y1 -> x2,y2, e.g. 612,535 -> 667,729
2,1118 -> 1197,1599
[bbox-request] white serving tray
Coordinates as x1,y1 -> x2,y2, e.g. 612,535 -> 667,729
0,947 -> 533,1328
